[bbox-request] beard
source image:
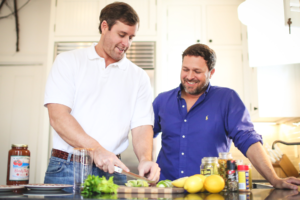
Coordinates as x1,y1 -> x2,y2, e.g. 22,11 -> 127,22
181,78 -> 210,95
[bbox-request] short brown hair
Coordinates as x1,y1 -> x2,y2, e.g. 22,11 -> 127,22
182,44 -> 217,71
99,2 -> 139,34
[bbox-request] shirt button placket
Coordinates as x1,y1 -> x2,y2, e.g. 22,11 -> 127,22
179,117 -> 188,177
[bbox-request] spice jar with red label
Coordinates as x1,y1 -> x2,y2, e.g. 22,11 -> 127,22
6,144 -> 30,185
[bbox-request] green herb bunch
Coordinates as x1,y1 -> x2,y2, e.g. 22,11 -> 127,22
81,175 -> 119,195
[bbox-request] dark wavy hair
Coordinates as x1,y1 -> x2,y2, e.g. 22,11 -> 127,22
182,44 -> 217,71
98,2 -> 139,34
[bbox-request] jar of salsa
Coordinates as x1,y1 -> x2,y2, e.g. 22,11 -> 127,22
6,144 -> 30,185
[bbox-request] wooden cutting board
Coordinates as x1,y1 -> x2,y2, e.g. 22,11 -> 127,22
117,186 -> 185,194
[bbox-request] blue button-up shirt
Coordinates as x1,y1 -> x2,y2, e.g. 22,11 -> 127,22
153,83 -> 262,181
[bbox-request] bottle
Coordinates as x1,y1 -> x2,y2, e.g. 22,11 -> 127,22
237,165 -> 250,192
235,159 -> 244,183
200,157 -> 219,176
218,152 -> 232,190
227,160 -> 238,191
248,163 -> 252,189
7,144 -> 30,185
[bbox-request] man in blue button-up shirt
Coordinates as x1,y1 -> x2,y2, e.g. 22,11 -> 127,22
153,44 -> 300,189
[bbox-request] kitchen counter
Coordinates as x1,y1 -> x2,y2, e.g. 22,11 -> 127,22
0,188 -> 300,200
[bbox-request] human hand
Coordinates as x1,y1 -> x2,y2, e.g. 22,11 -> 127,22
266,189 -> 299,200
93,147 -> 129,174
272,177 -> 300,190
138,160 -> 160,183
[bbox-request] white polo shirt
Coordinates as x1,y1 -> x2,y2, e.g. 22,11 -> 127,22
44,43 -> 154,154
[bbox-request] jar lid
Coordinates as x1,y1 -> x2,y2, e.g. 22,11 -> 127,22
202,157 -> 218,163
12,144 -> 28,148
237,165 -> 249,171
219,152 -> 232,159
227,160 -> 236,170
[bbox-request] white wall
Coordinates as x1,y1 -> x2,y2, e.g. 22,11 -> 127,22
0,0 -> 50,63
0,0 -> 51,184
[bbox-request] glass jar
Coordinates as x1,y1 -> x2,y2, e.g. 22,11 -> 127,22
200,157 -> 219,176
7,144 -> 30,185
248,163 -> 252,189
218,152 -> 232,189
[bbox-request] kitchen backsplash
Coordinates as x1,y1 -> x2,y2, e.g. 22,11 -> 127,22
229,121 -> 300,180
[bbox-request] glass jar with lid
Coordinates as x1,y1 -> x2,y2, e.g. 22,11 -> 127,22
218,152 -> 232,190
200,157 -> 219,176
7,144 -> 30,185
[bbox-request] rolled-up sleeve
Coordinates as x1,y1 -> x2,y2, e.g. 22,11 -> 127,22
225,90 -> 263,156
153,94 -> 162,138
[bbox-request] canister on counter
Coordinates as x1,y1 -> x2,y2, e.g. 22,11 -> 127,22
200,157 -> 219,176
7,144 -> 30,185
237,165 -> 250,192
218,152 -> 232,190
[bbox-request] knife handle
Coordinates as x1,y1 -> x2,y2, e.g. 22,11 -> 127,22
114,166 -> 123,173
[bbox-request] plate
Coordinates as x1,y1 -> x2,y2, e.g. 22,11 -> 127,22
23,190 -> 73,197
0,185 -> 24,192
24,184 -> 73,191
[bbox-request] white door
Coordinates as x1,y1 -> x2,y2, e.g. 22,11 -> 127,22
0,66 -> 44,184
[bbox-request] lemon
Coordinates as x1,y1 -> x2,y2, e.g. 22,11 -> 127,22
184,176 -> 203,193
205,194 -> 225,200
204,175 -> 225,194
172,177 -> 189,188
192,174 -> 206,192
184,193 -> 203,200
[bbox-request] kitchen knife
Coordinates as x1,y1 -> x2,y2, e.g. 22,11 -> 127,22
114,166 -> 156,184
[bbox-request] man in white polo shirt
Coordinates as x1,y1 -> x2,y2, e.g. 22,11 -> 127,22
44,2 -> 160,186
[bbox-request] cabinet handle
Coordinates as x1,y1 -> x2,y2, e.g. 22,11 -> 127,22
209,39 -> 213,43
197,39 -> 200,43
254,107 -> 258,110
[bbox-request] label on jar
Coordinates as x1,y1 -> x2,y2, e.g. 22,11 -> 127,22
238,171 -> 249,190
201,168 -> 212,176
9,156 -> 30,181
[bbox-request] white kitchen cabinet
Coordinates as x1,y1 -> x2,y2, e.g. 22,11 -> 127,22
255,64 -> 300,118
54,0 -> 157,37
55,0 -> 103,36
206,5 -> 242,45
210,49 -> 244,100
105,0 -> 157,36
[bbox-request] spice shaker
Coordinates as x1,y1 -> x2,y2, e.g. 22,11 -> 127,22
227,160 -> 238,191
237,165 -> 250,192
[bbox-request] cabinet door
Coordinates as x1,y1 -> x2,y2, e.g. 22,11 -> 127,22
167,5 -> 202,45
206,5 -> 242,45
210,49 -> 244,101
257,65 -> 300,117
105,0 -> 157,35
55,0 -> 102,36
164,5 -> 202,91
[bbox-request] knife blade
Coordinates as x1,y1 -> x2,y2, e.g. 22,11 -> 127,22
114,166 -> 156,184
